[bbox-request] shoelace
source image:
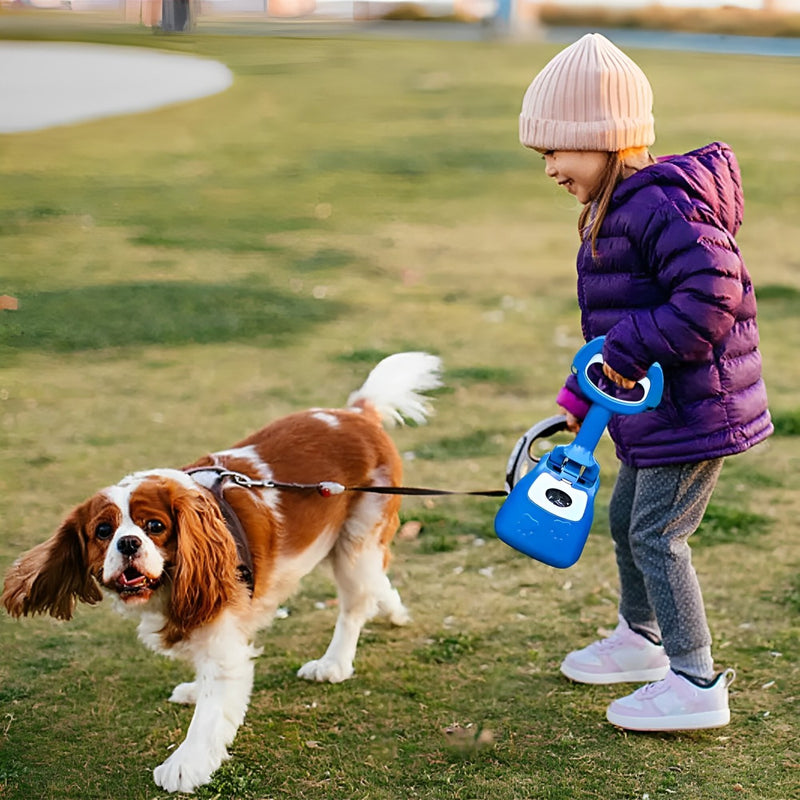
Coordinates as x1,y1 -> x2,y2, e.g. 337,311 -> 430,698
635,668 -> 737,699
594,626 -> 629,653
635,677 -> 670,698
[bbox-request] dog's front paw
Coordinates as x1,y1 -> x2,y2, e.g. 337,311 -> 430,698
153,743 -> 226,793
168,681 -> 198,705
297,658 -> 354,683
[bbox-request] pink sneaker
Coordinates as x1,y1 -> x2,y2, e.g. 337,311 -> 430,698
560,616 -> 670,684
606,668 -> 736,731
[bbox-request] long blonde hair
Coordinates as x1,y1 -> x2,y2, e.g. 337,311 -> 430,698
579,149 -> 653,257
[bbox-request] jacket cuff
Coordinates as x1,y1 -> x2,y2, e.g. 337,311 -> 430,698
603,330 -> 647,381
556,384 -> 590,421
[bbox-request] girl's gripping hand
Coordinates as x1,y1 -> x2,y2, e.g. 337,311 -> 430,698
602,362 -> 636,390
560,409 -> 582,433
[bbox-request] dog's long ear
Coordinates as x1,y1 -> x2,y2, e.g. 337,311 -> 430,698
163,489 -> 242,644
2,505 -> 103,620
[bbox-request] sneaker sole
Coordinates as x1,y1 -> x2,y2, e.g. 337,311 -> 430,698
560,663 -> 670,685
606,707 -> 730,731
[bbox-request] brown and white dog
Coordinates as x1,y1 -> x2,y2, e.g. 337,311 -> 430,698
2,352 -> 441,793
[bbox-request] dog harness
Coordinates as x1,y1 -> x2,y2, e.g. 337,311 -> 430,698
184,467 -> 255,593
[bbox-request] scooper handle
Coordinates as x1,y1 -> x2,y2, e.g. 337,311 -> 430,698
557,337 -> 664,479
572,337 -> 664,415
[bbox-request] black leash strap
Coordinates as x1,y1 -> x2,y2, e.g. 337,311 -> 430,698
345,484 -> 508,498
185,413 -> 572,509
185,467 -> 507,499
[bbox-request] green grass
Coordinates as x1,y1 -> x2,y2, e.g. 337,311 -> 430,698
0,281 -> 344,352
1,23 -> 799,800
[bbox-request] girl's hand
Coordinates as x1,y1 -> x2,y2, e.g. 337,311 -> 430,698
562,410 -> 581,433
602,362 -> 636,390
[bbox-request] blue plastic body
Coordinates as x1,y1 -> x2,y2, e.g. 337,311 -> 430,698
494,337 -> 664,568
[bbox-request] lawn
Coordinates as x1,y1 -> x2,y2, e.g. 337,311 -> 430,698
0,22 -> 798,800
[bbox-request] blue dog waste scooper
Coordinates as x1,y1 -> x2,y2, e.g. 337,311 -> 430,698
494,337 -> 664,569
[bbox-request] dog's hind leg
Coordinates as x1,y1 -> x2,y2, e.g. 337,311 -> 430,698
297,501 -> 408,683
372,509 -> 411,627
168,681 -> 198,705
373,549 -> 411,628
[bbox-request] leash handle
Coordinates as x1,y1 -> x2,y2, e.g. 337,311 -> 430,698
504,414 -> 570,492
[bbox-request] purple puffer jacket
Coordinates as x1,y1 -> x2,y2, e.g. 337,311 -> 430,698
558,142 -> 773,467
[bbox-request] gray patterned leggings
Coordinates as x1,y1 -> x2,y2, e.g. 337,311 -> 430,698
609,458 -> 724,679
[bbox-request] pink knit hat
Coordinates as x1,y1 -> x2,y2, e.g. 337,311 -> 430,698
519,33 -> 655,152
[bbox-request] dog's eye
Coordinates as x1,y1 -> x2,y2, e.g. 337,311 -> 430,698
144,519 -> 166,535
95,522 -> 114,540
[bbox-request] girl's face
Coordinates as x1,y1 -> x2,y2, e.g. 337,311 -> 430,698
535,150 -> 609,204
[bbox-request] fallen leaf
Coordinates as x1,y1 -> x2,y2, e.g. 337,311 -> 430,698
398,520 -> 422,541
443,722 -> 496,752
476,728 -> 496,747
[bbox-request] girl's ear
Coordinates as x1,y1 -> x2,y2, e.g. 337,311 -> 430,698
2,505 -> 103,620
163,489 -> 242,645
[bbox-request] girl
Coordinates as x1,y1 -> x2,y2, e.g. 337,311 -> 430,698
519,33 -> 772,731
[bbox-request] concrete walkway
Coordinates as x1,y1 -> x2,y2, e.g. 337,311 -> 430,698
2,24 -> 797,135
0,40 -> 233,133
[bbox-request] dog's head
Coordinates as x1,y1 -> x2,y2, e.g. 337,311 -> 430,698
2,470 -> 242,643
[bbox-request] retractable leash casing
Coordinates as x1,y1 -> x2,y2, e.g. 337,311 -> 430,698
503,414 -> 570,494
494,337 -> 664,568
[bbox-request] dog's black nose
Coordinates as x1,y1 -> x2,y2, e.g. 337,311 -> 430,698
117,536 -> 142,557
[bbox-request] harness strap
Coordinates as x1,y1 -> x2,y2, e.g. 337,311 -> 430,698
185,469 -> 254,592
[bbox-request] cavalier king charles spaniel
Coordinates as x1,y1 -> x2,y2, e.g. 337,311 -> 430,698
2,352 -> 441,793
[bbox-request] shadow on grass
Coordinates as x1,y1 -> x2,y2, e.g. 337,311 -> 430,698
771,408 -> 800,436
0,281 -> 345,352
414,429 -> 506,461
695,502 -> 764,547
756,283 -> 800,317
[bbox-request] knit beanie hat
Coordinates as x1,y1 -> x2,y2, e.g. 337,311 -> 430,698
519,33 -> 655,152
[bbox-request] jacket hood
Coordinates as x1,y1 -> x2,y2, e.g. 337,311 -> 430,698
613,141 -> 744,236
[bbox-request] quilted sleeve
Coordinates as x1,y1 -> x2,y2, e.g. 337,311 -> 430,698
602,199 -> 744,380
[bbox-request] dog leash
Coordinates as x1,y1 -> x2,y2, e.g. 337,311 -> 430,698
183,466 -> 505,597
185,467 -> 508,498
185,415 -> 572,501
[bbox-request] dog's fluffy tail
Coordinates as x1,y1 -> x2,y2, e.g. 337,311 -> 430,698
347,352 -> 442,427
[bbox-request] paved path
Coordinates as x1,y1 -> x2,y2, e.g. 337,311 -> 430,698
1,25 -> 797,134
0,40 -> 233,133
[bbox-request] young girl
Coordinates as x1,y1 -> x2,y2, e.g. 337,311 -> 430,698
519,33 -> 772,731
